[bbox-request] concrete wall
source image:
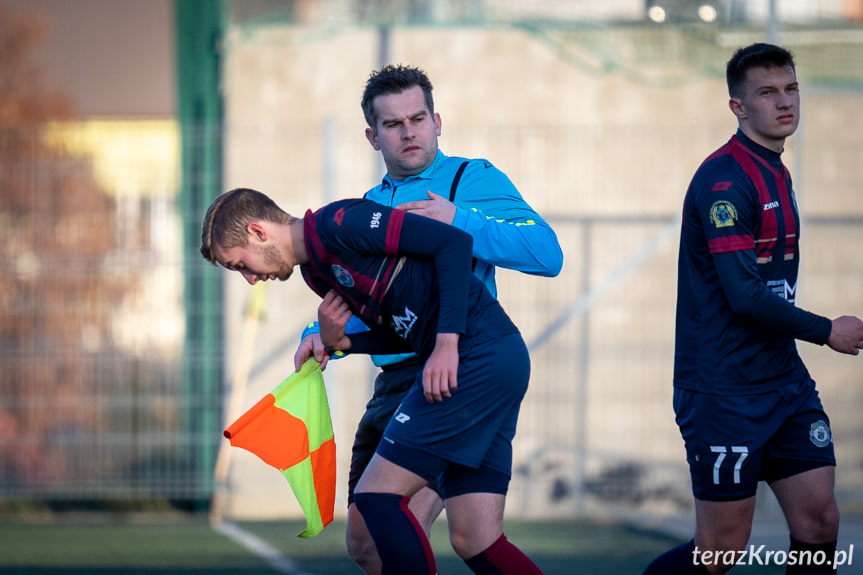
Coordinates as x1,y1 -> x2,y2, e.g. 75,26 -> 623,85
220,23 -> 863,520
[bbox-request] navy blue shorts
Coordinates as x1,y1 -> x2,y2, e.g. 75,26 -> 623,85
347,358 -> 420,504
379,332 -> 530,492
674,377 -> 836,502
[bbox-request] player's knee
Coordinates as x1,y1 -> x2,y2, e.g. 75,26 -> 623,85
448,525 -> 497,560
345,530 -> 378,570
697,525 -> 752,560
448,529 -> 475,560
345,504 -> 381,571
804,499 -> 840,542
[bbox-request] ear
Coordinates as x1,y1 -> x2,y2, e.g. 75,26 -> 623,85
246,221 -> 268,242
433,112 -> 442,137
729,97 -> 746,120
365,127 -> 380,151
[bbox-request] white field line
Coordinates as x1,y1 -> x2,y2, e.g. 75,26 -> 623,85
211,519 -> 316,575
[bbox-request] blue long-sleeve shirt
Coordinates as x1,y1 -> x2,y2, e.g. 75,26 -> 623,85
304,150 -> 563,367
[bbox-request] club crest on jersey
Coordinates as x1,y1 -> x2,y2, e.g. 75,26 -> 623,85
809,420 -> 831,448
710,201 -> 738,228
331,264 -> 354,287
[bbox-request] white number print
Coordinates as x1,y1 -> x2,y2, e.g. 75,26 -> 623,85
709,445 -> 749,484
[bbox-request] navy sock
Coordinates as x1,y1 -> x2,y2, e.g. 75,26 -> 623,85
352,492 -> 437,575
464,534 -> 543,575
642,539 -> 711,574
786,536 -> 838,575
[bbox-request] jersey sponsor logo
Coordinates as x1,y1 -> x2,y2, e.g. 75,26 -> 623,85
391,306 -> 418,339
370,211 -> 382,229
331,264 -> 354,287
763,200 -> 780,211
809,420 -> 832,448
766,279 -> 796,303
711,181 -> 733,191
394,412 -> 411,423
333,207 -> 345,226
710,201 -> 738,228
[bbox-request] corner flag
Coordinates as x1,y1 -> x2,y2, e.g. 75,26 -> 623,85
223,358 -> 336,538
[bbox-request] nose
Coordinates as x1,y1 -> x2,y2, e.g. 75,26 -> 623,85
401,120 -> 415,139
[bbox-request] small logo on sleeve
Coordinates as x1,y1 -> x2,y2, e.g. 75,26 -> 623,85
710,201 -> 738,228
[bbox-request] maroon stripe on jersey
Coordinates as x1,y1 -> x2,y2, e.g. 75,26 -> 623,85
302,209 -> 381,322
729,138 -> 777,262
776,165 -> 797,247
385,208 -> 405,255
735,139 -> 797,246
709,234 -> 755,254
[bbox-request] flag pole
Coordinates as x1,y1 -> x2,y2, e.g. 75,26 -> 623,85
210,283 -> 267,524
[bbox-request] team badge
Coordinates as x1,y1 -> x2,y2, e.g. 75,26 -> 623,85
809,420 -> 832,448
710,201 -> 737,228
331,264 -> 354,287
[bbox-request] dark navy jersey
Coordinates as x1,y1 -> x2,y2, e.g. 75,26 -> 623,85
301,198 -> 518,361
674,130 -> 831,395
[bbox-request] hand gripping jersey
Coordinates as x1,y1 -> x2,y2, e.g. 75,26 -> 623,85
674,130 -> 831,395
300,198 -> 518,361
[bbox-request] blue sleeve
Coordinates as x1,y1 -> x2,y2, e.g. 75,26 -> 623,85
300,315 -> 370,360
713,250 -> 831,345
449,160 -> 563,277
347,325 -> 412,355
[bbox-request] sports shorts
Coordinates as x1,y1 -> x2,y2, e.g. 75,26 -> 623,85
346,357 -> 434,504
674,376 -> 836,502
379,332 -> 530,491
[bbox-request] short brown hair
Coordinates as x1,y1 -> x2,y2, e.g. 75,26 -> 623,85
361,64 -> 434,131
726,43 -> 796,98
200,188 -> 288,265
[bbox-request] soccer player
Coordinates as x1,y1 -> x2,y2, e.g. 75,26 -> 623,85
201,188 -> 544,575
642,43 -> 863,575
293,64 -> 563,574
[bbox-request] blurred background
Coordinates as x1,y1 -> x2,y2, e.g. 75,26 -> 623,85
1,0 -> 862,540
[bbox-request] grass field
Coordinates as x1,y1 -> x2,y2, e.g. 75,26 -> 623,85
0,514 -> 792,574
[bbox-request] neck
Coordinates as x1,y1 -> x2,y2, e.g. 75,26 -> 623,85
289,218 -> 308,265
739,125 -> 785,154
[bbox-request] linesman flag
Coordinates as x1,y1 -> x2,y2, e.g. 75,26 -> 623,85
223,358 -> 336,538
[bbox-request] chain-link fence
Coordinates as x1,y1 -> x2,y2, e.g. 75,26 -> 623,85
2,1 -> 862,520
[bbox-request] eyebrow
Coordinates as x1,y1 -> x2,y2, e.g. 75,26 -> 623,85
382,110 -> 427,124
755,81 -> 798,91
218,259 -> 239,271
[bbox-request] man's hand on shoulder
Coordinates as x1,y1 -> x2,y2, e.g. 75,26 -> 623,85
396,191 -> 456,225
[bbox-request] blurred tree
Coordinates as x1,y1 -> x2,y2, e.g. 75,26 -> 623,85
0,0 -> 123,492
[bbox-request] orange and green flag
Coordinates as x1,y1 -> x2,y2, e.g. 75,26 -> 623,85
223,358 -> 336,538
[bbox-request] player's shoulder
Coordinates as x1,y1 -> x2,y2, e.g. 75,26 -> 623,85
690,146 -> 756,196
318,198 -> 387,227
437,153 -> 496,174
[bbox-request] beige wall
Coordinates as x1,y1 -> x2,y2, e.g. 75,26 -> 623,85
221,24 -> 863,520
